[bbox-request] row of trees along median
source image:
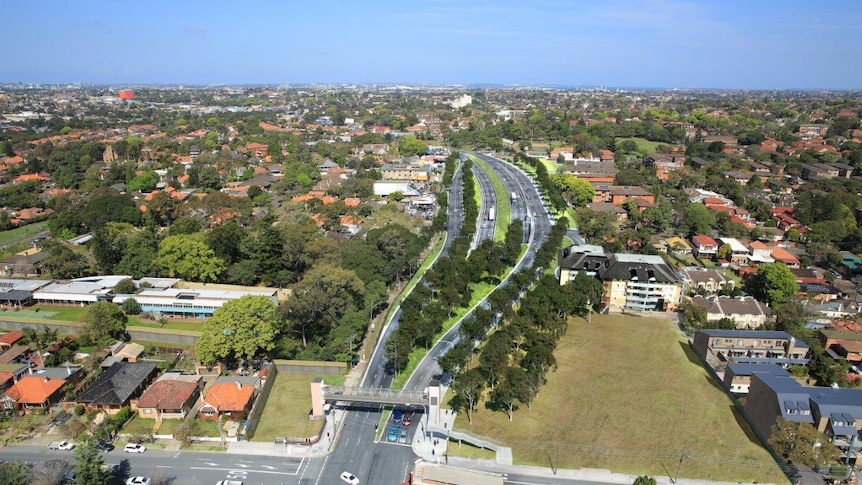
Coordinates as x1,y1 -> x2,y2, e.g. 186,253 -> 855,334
443,218 -> 604,422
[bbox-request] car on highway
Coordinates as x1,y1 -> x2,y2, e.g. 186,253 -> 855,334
388,425 -> 399,442
123,443 -> 147,453
398,428 -> 408,444
125,477 -> 151,485
340,471 -> 359,485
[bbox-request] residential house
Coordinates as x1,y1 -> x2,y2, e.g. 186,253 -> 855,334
0,331 -> 24,350
585,202 -> 627,221
798,124 -> 829,139
557,245 -> 608,284
818,321 -> 862,364
745,372 -> 862,453
591,184 -> 656,205
717,237 -> 750,265
0,248 -> 50,278
0,345 -> 31,366
74,362 -> 158,414
101,342 -> 146,367
693,329 -> 810,365
771,247 -> 801,268
690,235 -> 719,260
643,154 -> 685,180
801,163 -> 839,181
680,268 -> 734,294
840,252 -> 862,275
596,253 -> 683,312
690,296 -> 775,330
724,363 -> 790,395
1,375 -> 66,413
136,373 -> 203,420
662,236 -> 691,256
562,160 -> 618,183
198,381 -> 256,421
748,241 -> 775,265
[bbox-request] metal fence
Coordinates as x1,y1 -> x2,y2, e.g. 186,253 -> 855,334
273,359 -> 346,375
241,362 -> 278,440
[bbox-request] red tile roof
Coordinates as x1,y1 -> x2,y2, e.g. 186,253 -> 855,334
137,380 -> 199,410
3,375 -> 65,404
201,382 -> 254,412
0,331 -> 25,346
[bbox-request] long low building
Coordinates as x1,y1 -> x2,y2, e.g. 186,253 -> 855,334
112,287 -> 278,318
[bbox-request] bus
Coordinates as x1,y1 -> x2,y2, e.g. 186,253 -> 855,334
488,207 -> 496,221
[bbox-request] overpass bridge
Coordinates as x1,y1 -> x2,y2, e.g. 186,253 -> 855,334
323,386 -> 428,407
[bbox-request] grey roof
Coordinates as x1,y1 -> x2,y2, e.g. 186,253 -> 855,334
597,253 -> 680,284
558,247 -> 609,273
691,296 -> 774,318
214,375 -> 262,388
753,373 -> 815,424
726,363 -> 790,377
35,366 -> 83,379
0,290 -> 33,302
76,362 -> 158,406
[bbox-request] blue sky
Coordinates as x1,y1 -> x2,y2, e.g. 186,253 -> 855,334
4,0 -> 861,88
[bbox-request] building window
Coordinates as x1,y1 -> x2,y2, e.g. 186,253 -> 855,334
737,340 -> 743,346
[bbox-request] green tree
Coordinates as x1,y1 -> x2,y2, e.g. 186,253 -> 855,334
205,219 -> 247,265
82,301 -> 128,346
121,298 -> 142,315
678,299 -> 707,333
0,460 -> 30,485
450,368 -> 485,424
774,300 -> 808,332
126,171 -> 159,192
397,136 -> 428,156
489,366 -> 532,422
195,295 -> 279,365
550,174 -> 595,207
747,263 -> 799,307
678,203 -> 716,237
633,476 -> 657,485
769,418 -> 841,469
157,233 -> 226,282
113,278 -> 136,295
73,439 -> 111,485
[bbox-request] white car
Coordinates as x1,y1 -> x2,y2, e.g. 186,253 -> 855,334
124,443 -> 147,453
340,471 -> 359,485
58,441 -> 76,451
126,477 -> 151,485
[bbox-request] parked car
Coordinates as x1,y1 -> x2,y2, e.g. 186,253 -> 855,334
388,425 -> 399,442
392,410 -> 403,423
96,442 -> 115,452
398,428 -> 408,444
340,471 -> 359,485
48,441 -> 75,451
125,478 -> 151,485
123,443 -> 147,453
401,412 -> 412,426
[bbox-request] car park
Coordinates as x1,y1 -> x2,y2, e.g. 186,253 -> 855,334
340,471 -> 359,485
124,443 -> 147,453
388,425 -> 399,442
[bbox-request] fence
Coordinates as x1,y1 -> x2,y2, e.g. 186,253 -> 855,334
0,318 -> 201,346
273,359 -> 346,375
687,339 -> 796,483
241,362 -> 278,440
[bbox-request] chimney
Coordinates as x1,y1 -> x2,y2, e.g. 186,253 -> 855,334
236,381 -> 242,390
66,365 -> 72,376
44,377 -> 49,384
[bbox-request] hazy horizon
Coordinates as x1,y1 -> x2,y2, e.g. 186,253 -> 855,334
4,0 -> 861,89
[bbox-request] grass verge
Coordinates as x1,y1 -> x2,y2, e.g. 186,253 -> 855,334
251,373 -> 322,441
447,439 -> 497,460
453,314 -> 785,483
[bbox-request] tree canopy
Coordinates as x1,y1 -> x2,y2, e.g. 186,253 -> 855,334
195,295 -> 279,365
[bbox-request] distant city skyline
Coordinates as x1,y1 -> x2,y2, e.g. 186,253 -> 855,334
4,0 -> 861,89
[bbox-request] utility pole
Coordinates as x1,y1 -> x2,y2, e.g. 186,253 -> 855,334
674,450 -> 689,484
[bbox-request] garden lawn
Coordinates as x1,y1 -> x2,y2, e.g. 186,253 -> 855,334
454,314 -> 786,483
251,373 -> 322,442
538,158 -> 560,174
122,414 -> 156,436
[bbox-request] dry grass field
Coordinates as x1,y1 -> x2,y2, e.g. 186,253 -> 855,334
452,314 -> 787,483
251,373 -> 322,441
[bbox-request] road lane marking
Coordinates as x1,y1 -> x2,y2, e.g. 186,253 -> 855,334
189,467 -> 295,476
261,465 -> 275,470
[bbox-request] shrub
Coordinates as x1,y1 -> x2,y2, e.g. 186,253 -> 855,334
73,405 -> 84,416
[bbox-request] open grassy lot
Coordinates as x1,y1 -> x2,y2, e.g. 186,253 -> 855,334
538,158 -> 560,174
616,137 -> 661,157
454,314 -> 786,483
251,373 -> 323,441
24,305 -> 203,332
0,222 -> 47,247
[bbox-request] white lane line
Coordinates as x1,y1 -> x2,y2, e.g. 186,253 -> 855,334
189,467 -> 293,476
